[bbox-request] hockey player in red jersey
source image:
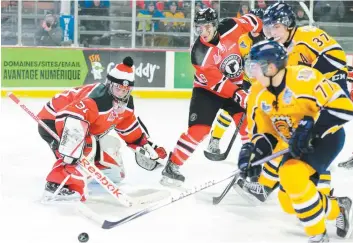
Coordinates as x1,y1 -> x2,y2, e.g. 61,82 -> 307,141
160,8 -> 263,186
38,57 -> 167,201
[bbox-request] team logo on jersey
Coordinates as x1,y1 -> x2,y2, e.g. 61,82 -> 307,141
271,116 -> 294,140
240,41 -> 247,49
283,88 -> 293,104
89,54 -> 105,80
261,101 -> 271,113
220,54 -> 243,79
297,68 -> 315,81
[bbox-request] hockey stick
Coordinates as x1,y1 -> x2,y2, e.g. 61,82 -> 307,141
204,113 -> 246,161
101,148 -> 289,229
212,149 -> 288,205
8,92 -> 170,207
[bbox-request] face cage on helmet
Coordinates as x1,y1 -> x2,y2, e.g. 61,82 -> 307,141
263,16 -> 293,29
108,81 -> 132,103
194,21 -> 218,36
245,58 -> 286,78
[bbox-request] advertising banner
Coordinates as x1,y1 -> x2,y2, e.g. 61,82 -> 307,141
83,50 -> 166,87
60,15 -> 74,43
1,48 -> 87,87
174,52 -> 193,89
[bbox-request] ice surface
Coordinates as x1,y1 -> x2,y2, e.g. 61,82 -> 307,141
1,97 -> 353,243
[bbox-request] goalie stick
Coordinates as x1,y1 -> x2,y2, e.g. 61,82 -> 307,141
8,92 -> 169,207
100,148 -> 289,229
212,148 -> 289,205
204,113 -> 246,161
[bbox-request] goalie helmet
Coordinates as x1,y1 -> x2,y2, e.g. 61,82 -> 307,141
106,56 -> 134,105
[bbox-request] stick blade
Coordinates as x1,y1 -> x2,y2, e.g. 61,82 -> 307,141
204,150 -> 227,161
212,196 -> 222,205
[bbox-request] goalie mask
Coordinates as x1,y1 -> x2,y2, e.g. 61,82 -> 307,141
106,56 -> 135,113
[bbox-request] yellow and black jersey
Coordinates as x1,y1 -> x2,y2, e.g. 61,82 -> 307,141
247,65 -> 353,144
239,32 -> 266,89
284,26 -> 347,80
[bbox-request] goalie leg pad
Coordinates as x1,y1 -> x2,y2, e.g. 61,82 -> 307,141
93,133 -> 126,183
46,158 -> 89,200
58,116 -> 89,164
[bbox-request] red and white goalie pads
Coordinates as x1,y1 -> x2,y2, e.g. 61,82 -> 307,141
58,117 -> 89,164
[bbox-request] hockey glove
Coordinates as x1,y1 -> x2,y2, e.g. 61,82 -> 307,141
128,133 -> 167,171
289,116 -> 315,158
238,143 -> 262,180
233,88 -> 248,109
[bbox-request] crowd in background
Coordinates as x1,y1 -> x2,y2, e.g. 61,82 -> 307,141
1,0 -> 353,48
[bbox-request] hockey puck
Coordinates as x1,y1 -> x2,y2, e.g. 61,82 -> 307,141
78,232 -> 89,242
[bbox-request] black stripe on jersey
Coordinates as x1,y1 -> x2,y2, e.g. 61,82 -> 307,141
314,109 -> 349,136
56,114 -> 83,121
325,106 -> 353,117
245,14 -> 258,28
213,82 -> 222,92
297,96 -> 317,103
116,121 -> 139,135
325,53 -> 347,66
297,43 -> 319,56
46,102 -> 56,112
176,140 -> 195,153
313,55 -> 344,74
127,95 -> 134,110
284,28 -> 298,48
191,38 -> 212,66
217,18 -> 237,36
88,83 -> 114,112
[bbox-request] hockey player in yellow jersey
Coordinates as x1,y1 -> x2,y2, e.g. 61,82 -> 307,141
236,39 -> 353,242
205,9 -> 265,163
232,2 -> 348,205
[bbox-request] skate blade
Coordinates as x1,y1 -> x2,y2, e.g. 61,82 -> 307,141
346,200 -> 353,239
41,190 -> 81,204
159,176 -> 183,188
232,184 -> 263,206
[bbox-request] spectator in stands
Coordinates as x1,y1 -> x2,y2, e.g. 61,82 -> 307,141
79,0 -> 110,46
137,1 -> 167,46
237,1 -> 249,17
137,1 -> 165,32
313,1 -> 345,22
344,1 -> 353,22
164,1 -> 187,47
195,1 -> 205,12
295,6 -> 309,26
35,13 -> 63,46
164,1 -> 186,31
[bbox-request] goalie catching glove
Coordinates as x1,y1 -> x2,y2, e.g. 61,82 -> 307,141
127,133 -> 167,171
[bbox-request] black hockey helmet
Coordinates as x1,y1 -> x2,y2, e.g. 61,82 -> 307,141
194,8 -> 218,26
249,8 -> 265,19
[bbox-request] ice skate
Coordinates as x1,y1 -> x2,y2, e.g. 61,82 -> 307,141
308,231 -> 329,243
336,197 -> 353,238
338,155 -> 353,169
42,181 -> 81,202
160,155 -> 185,187
232,173 -> 273,205
207,137 -> 221,154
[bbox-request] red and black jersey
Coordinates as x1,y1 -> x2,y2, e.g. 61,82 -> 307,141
191,14 -> 262,98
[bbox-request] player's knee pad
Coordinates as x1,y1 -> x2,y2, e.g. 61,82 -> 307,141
278,187 -> 295,214
94,133 -> 125,184
279,159 -> 311,194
